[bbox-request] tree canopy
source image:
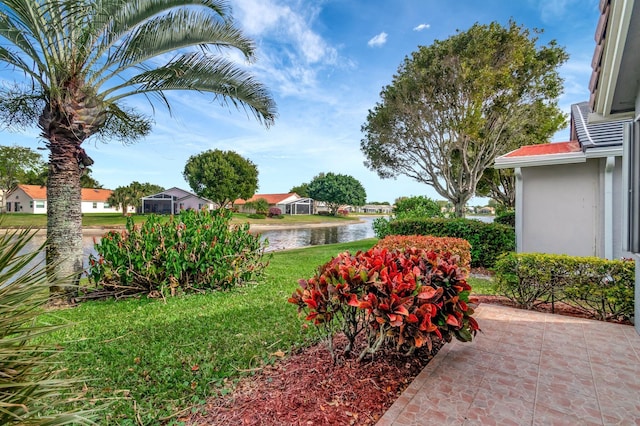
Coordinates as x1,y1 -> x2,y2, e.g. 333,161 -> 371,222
307,173 -> 366,215
0,145 -> 44,194
107,182 -> 164,215
393,196 -> 443,218
476,101 -> 565,208
289,183 -> 309,198
361,21 -> 567,217
183,150 -> 258,208
0,0 -> 276,294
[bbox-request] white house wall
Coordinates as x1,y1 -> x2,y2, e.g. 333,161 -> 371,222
6,187 -> 122,214
520,161 -> 599,256
80,201 -> 121,214
5,188 -> 41,213
176,195 -> 213,211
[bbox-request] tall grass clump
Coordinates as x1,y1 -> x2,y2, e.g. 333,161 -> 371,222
0,229 -> 97,424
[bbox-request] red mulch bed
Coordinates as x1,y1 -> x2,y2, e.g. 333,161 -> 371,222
183,290 -> 631,425
184,334 -> 442,426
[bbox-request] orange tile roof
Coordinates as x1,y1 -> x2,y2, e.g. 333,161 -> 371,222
81,188 -> 113,202
17,184 -> 47,200
503,141 -> 581,158
234,193 -> 298,205
16,184 -> 113,202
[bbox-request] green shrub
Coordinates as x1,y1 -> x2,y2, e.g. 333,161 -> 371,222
245,198 -> 269,215
372,216 -> 392,238
0,229 -> 97,424
494,211 -> 515,227
289,247 -> 479,361
388,218 -> 515,267
393,196 -> 443,218
494,252 -> 635,321
247,213 -> 266,219
373,196 -> 443,239
88,208 -> 270,296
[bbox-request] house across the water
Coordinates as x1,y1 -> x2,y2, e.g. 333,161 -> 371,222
234,193 -> 315,215
5,184 -> 120,214
141,187 -> 214,214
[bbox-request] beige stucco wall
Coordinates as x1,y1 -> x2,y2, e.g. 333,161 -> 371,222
520,160 -> 600,257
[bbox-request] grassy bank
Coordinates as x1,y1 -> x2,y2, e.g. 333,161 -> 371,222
0,212 -> 358,229
38,239 -> 377,424
38,239 -> 494,424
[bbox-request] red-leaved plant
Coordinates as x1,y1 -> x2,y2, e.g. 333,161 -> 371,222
289,247 -> 479,361
375,235 -> 471,278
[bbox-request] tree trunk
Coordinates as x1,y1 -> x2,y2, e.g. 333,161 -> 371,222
454,201 -> 465,218
46,137 -> 83,302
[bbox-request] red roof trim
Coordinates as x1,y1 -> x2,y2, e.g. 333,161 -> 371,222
503,141 -> 581,158
234,193 -> 299,205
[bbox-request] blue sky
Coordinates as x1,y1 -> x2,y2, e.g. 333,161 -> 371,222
0,0 -> 601,204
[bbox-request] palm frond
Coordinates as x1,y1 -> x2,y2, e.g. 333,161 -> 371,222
0,9 -> 44,72
87,0 -> 232,75
108,53 -> 277,125
92,9 -> 254,89
0,228 -> 98,425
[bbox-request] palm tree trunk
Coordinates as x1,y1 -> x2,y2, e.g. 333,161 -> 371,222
46,137 -> 83,302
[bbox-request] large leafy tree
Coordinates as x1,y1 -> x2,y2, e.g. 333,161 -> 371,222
307,172 -> 366,215
0,0 -> 276,297
361,21 -> 567,217
0,145 -> 44,211
183,149 -> 258,208
476,101 -> 565,208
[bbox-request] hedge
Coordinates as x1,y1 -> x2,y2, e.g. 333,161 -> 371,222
494,252 -> 635,321
494,211 -> 515,227
375,235 -> 471,277
388,218 -> 515,267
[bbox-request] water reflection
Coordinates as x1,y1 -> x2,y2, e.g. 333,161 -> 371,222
256,217 -> 376,252
17,217 -> 377,267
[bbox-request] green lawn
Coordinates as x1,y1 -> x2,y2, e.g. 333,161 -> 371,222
38,239 -> 378,425
0,212 -> 358,229
468,276 -> 497,295
37,239 -> 493,424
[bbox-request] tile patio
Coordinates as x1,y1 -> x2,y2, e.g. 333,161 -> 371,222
377,304 -> 640,426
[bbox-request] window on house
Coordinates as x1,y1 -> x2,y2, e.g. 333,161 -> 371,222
29,201 -> 33,208
36,201 -> 45,208
92,202 -> 97,209
104,202 -> 110,208
7,203 -> 11,212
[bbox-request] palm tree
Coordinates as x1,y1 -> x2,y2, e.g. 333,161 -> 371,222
107,185 -> 132,216
0,0 -> 276,299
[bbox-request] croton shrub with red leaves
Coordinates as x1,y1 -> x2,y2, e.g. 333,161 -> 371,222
289,247 -> 479,361
375,235 -> 471,278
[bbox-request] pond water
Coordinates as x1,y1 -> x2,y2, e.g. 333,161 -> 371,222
257,216 -> 377,252
20,216 -> 378,267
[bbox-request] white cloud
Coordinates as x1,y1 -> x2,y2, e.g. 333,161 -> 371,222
367,32 -> 388,48
233,0 -> 336,65
413,24 -> 430,31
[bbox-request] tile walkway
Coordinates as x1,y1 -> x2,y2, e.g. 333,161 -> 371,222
377,304 -> 640,426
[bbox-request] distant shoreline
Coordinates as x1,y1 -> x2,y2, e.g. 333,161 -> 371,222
2,218 -> 369,236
